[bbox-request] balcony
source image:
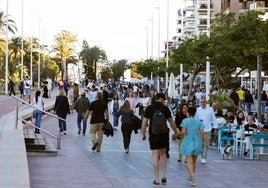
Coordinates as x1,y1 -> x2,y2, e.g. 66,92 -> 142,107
183,14 -> 195,22
198,19 -> 207,28
185,6 -> 195,11
197,3 -> 214,12
184,25 -> 195,33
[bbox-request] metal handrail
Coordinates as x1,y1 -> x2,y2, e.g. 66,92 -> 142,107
11,95 -> 65,149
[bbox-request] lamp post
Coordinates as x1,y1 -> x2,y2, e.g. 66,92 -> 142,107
30,36 -> 33,82
205,0 -> 211,100
155,7 -> 160,60
21,0 -> 24,81
165,0 -> 169,89
38,16 -> 41,89
5,0 -> 9,95
148,18 -> 153,59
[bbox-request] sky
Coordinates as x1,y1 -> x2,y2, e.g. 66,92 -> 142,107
1,0 -> 181,62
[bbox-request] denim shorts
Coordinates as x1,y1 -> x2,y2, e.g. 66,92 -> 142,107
24,88 -> 31,95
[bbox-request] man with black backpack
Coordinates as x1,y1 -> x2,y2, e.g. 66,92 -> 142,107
141,93 -> 179,185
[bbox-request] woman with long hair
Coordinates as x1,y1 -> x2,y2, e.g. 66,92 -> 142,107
110,93 -> 120,130
233,111 -> 246,129
116,100 -> 134,153
175,103 -> 188,162
33,90 -> 44,133
179,107 -> 209,186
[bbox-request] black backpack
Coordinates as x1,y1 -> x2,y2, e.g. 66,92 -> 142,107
151,106 -> 168,134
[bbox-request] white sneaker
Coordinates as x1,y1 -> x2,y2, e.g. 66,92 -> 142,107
190,181 -> 196,186
201,158 -> 206,164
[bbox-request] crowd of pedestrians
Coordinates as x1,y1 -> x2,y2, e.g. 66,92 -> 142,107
6,76 -> 268,186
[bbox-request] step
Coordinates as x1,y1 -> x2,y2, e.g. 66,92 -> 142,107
27,140 -> 58,157
24,132 -> 35,144
25,137 -> 46,151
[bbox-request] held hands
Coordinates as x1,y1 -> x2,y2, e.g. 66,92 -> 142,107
142,132 -> 146,141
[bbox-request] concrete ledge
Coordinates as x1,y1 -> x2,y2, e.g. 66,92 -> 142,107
0,98 -> 55,188
0,114 -> 30,188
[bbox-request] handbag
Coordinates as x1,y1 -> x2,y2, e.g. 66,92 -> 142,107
131,113 -> 142,134
102,119 -> 114,137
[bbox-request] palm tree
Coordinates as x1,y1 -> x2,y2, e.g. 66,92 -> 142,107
0,11 -> 17,34
52,30 -> 77,80
89,46 -> 107,80
79,41 -> 107,80
0,11 -> 17,80
111,59 -> 129,81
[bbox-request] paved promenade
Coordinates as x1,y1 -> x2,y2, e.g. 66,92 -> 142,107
1,91 -> 268,188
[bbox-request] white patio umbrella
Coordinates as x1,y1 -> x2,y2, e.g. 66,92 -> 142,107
168,72 -> 175,99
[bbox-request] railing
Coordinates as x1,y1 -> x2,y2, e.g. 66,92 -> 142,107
11,95 -> 65,150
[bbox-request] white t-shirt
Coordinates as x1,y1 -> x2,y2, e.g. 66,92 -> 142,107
33,96 -> 44,110
24,80 -> 32,89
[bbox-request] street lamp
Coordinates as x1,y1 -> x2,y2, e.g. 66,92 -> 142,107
165,0 -> 169,89
155,7 -> 160,60
145,26 -> 149,59
206,0 -> 211,100
21,0 -> 24,81
5,0 -> 9,95
147,18 -> 153,59
38,17 -> 41,89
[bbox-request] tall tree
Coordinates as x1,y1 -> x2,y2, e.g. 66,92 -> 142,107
171,35 -> 209,100
0,11 -> 17,34
111,59 -> 129,81
52,30 -> 77,80
79,40 -> 107,80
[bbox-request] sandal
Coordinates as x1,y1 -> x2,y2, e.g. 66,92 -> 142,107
153,180 -> 160,185
161,178 -> 167,183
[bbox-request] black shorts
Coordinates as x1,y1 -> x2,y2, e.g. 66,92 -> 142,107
149,132 -> 169,150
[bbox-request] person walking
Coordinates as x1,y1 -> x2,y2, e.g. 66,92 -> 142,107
179,107 -> 209,186
175,103 -> 188,163
116,100 -> 134,153
54,89 -> 70,135
261,90 -> 268,113
32,90 -> 44,134
194,98 -> 218,164
110,93 -> 120,130
141,93 -> 179,185
74,91 -> 91,136
84,91 -> 109,152
42,80 -> 49,99
237,87 -> 245,109
19,80 -> 24,99
73,83 -> 79,104
23,76 -> 32,103
137,91 -> 150,121
244,89 -> 254,113
8,79 -> 16,96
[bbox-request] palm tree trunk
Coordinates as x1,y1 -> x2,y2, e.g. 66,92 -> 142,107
94,59 -> 96,81
62,58 -> 67,80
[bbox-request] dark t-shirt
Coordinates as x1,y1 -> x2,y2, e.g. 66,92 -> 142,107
244,123 -> 258,136
89,100 -> 107,124
144,102 -> 172,135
